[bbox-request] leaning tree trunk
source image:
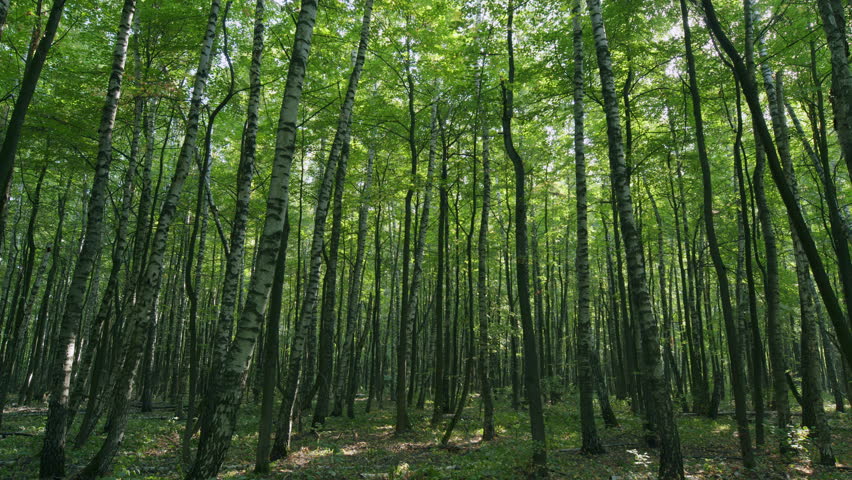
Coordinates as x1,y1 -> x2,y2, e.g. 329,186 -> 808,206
0,0 -> 66,228
573,0 -> 604,455
501,1 -> 547,476
815,0 -> 852,184
74,2 -> 220,477
206,0 -> 266,385
39,1 -> 136,476
680,0 -> 753,466
702,0 -> 852,374
587,0 -> 683,477
266,0 -> 366,460
187,3 -> 319,477
66,68 -> 144,431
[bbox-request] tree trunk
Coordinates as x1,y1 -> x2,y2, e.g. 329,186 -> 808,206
477,123 -> 494,442
0,0 -> 66,226
573,0 -> 604,454
502,1 -> 547,475
396,36 -> 417,435
680,0 -> 753,466
39,1 -> 135,475
265,0 -> 363,460
188,1 -> 320,476
587,0 -> 683,477
74,2 -> 220,476
702,0 -> 852,376
312,138 -> 352,427
334,146 -> 375,417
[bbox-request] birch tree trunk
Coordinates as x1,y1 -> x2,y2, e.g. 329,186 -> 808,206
187,2 -> 319,477
267,0 -> 368,459
587,0 -> 683,477
74,2 -> 220,477
206,0 -> 265,383
39,1 -> 135,476
574,0 -> 603,454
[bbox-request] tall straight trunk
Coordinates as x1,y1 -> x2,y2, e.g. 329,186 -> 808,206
772,71 -> 835,465
573,0 -> 603,454
680,0 -> 753,466
815,0 -> 852,183
366,206 -> 383,412
501,1 -> 547,476
666,153 -> 705,414
333,146 -> 375,417
702,0 -> 852,375
396,36 -> 417,434
430,147 -> 449,424
39,1 -> 136,476
504,211 -> 521,411
266,0 -> 364,459
75,2 -> 220,477
731,80 -> 765,445
587,0 -> 683,477
0,0 -> 66,225
477,125 -> 494,441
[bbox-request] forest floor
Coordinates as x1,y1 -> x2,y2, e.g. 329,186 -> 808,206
1,394 -> 851,479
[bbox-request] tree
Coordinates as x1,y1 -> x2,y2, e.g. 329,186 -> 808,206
573,0 -> 604,455
501,1 -> 547,476
39,1 -> 136,475
587,0 -> 683,477
0,0 -> 66,246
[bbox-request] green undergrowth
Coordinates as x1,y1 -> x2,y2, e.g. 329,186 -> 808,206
1,394 -> 850,479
